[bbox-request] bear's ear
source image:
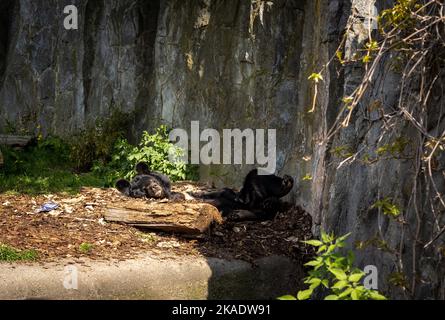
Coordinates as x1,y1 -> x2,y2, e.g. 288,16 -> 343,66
135,162 -> 150,175
116,179 -> 131,196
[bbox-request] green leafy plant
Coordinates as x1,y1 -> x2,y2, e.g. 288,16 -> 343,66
371,197 -> 401,217
379,0 -> 420,32
93,125 -> 198,186
279,232 -> 387,300
79,242 -> 93,253
376,137 -> 409,157
331,145 -> 354,159
128,125 -> 189,181
0,243 -> 39,262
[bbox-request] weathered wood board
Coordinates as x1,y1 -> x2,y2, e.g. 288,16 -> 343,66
105,201 -> 222,235
0,135 -> 33,147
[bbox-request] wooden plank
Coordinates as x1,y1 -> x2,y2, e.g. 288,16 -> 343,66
0,134 -> 33,146
105,201 -> 222,235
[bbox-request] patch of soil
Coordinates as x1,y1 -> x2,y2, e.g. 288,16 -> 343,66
200,205 -> 314,263
0,183 -> 313,263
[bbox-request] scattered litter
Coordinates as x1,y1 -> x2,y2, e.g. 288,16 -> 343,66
0,185 -> 313,262
37,202 -> 59,213
85,205 -> 94,211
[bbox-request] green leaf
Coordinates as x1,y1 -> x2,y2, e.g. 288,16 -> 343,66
324,295 -> 339,300
277,295 -> 297,300
342,96 -> 353,104
317,245 -> 327,253
330,268 -> 347,281
321,232 -> 330,243
308,73 -> 323,83
326,244 -> 337,254
369,291 -> 387,300
304,259 -> 322,267
338,287 -> 353,299
332,280 -> 349,290
351,289 -> 361,300
336,233 -> 351,243
302,240 -> 323,247
307,278 -> 321,285
362,54 -> 372,63
297,289 -> 313,300
321,279 -> 330,288
349,272 -> 364,283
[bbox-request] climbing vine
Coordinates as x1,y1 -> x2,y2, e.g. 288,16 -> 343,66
308,0 -> 445,298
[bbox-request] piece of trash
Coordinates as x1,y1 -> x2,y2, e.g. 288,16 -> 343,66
85,202 -> 97,207
214,231 -> 224,237
85,205 -> 94,211
38,202 -> 59,213
98,218 -> 107,226
2,201 -> 11,206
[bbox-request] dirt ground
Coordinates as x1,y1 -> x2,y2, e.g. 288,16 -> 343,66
0,182 -> 314,264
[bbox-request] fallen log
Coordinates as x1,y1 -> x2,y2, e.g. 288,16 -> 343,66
0,134 -> 33,147
105,200 -> 222,235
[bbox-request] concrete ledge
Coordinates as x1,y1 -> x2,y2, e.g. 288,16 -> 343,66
0,254 -> 303,299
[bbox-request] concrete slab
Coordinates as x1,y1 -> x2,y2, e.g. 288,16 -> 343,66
0,254 -> 303,300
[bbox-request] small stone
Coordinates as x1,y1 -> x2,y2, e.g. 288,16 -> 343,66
157,241 -> 181,248
63,205 -> 74,214
285,236 -> 299,243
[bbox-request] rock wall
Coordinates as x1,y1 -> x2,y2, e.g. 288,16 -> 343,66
0,0 -> 443,299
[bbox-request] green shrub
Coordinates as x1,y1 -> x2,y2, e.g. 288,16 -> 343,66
94,125 -> 198,186
279,232 -> 387,300
69,110 -> 132,172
